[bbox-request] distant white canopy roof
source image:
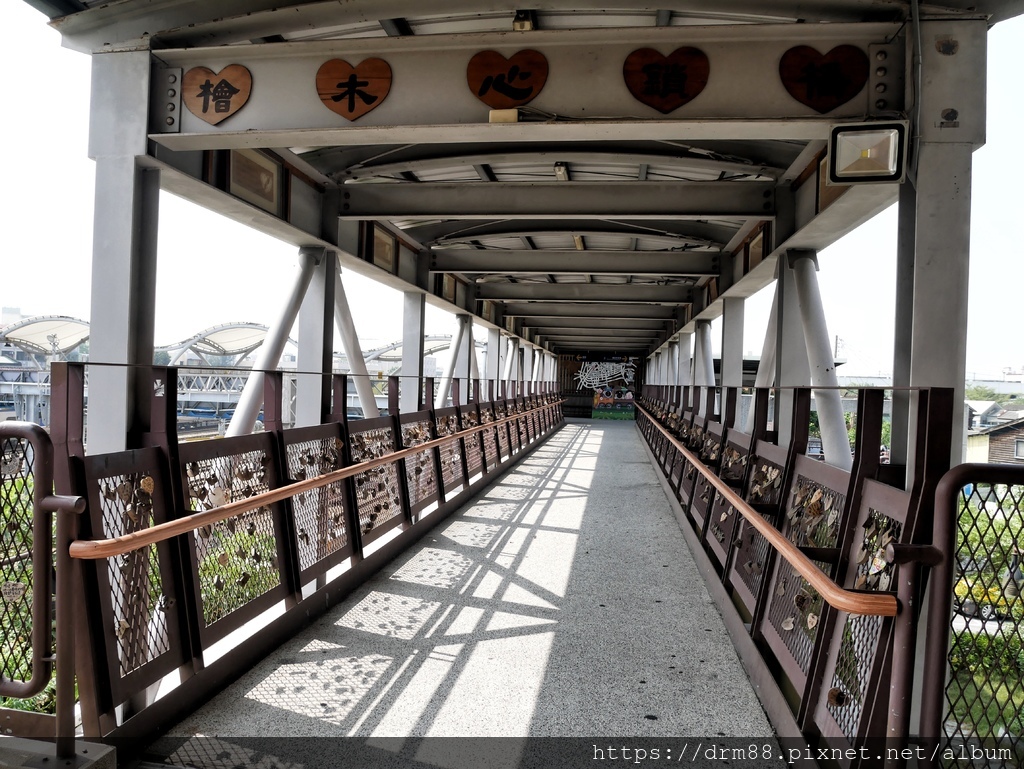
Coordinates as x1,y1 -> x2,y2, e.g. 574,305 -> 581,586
0,315 -> 91,355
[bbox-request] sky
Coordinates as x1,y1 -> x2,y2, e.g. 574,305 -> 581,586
1,3 -> 1021,379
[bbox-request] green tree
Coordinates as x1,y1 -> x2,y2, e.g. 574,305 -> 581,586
153,349 -> 171,366
965,384 -> 999,401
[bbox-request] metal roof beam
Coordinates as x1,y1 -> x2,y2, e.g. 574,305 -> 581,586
430,250 -> 719,276
407,220 -> 735,249
56,5 -> 926,52
519,316 -> 669,330
477,283 -> 692,303
340,150 -> 784,182
503,302 -> 683,319
537,328 -> 663,338
340,181 -> 775,220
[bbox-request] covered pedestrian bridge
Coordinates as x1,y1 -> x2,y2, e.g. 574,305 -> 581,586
2,1 -> 1024,768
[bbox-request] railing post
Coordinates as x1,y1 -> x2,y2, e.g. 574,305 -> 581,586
55,503 -> 83,758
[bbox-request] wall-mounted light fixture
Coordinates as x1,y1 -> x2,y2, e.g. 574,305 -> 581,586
513,10 -> 537,31
827,121 -> 908,185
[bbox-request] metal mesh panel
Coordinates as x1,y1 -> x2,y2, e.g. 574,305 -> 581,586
708,498 -> 737,551
283,436 -> 348,573
435,414 -> 464,490
494,404 -> 511,459
0,437 -> 38,686
732,458 -> 785,601
943,482 -> 1024,764
93,471 -> 171,677
701,431 -> 722,465
184,450 -> 283,628
349,427 -> 403,537
402,421 -> 438,509
766,474 -> 846,678
720,444 -> 748,485
826,509 -> 902,739
462,411 -> 484,476
692,472 -> 715,529
480,408 -> 500,468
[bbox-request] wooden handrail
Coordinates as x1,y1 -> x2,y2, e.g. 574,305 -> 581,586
69,401 -> 562,561
637,405 -> 899,618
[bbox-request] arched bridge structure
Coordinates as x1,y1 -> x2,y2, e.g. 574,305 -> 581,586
4,2 -> 1024,768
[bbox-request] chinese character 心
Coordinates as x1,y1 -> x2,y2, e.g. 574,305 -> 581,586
478,64 -> 534,100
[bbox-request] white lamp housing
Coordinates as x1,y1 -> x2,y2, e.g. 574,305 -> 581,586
827,121 -> 908,185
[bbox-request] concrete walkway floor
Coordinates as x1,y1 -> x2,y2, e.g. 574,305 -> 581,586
147,421 -> 778,768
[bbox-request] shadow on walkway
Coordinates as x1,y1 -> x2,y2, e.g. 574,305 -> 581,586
147,421 -> 774,768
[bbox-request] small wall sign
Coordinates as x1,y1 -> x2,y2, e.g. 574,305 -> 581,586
467,50 -> 548,109
779,45 -> 869,114
183,65 -> 253,125
623,47 -> 709,114
316,58 -> 393,120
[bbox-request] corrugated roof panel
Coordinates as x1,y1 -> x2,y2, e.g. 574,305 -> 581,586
528,235 -> 576,250
284,24 -> 387,42
579,234 -> 634,250
406,13 -> 512,35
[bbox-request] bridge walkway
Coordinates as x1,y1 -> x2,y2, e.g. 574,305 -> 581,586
141,420 -> 774,767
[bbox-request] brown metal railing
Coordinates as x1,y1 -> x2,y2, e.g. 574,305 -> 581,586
638,405 -> 899,618
923,463 -> 1024,767
2,365 -> 564,761
68,403 -> 559,562
634,385 -> 956,765
0,422 -> 86,758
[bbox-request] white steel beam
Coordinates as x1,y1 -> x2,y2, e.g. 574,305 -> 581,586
342,182 -> 775,220
334,265 -> 381,419
430,250 -> 720,276
400,291 -> 426,412
721,297 -> 745,389
228,249 -> 319,437
86,50 -> 158,454
436,314 -> 468,408
791,251 -> 850,471
148,25 -> 900,149
476,283 -> 692,303
295,247 -> 335,427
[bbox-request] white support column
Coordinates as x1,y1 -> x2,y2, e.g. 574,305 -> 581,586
669,341 -> 680,390
295,248 -> 334,428
745,289 -> 779,432
721,297 -> 745,389
485,327 -> 502,386
452,316 -> 473,404
516,343 -> 525,396
400,292 -> 426,413
775,258 -> 810,448
86,50 -> 159,454
677,333 -> 693,406
791,251 -> 851,471
694,321 -> 715,414
228,250 -> 319,437
523,346 -> 534,391
891,182 -> 916,469
436,315 -> 468,408
903,18 -> 985,469
334,265 -> 380,419
503,337 -> 518,396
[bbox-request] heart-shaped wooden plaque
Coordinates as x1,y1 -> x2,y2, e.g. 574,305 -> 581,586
623,47 -> 710,114
467,50 -> 548,109
183,65 -> 252,125
779,45 -> 869,114
316,58 -> 393,121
